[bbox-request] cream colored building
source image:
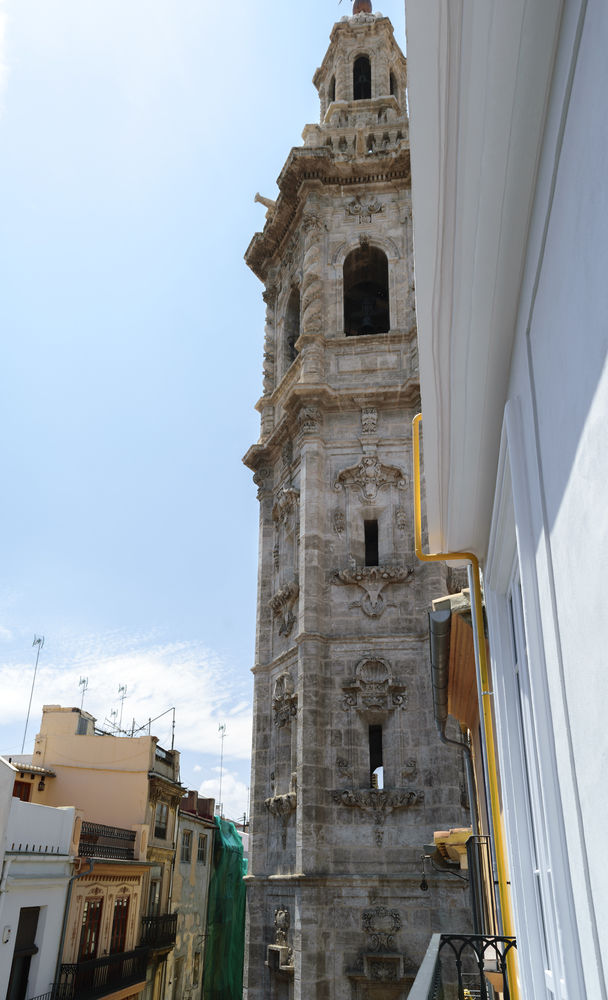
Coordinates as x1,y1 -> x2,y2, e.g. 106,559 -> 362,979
26,706 -> 184,1000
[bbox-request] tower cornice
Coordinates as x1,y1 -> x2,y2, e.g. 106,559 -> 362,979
245,146 -> 410,281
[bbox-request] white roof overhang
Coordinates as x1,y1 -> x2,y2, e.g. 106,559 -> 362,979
405,0 -> 563,557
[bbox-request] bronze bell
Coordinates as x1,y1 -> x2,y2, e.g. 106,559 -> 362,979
353,0 -> 372,13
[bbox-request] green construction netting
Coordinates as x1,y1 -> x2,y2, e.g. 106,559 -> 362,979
202,817 -> 247,1000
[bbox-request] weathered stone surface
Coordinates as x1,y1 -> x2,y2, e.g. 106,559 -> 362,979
243,11 -> 471,1000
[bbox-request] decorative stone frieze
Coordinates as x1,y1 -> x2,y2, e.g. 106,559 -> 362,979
332,564 -> 414,617
360,406 -> 378,434
297,405 -> 321,436
362,905 -> 401,951
334,455 -> 406,503
346,195 -> 383,222
332,787 -> 424,843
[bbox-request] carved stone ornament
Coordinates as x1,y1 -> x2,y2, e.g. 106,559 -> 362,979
394,507 -> 408,532
298,405 -> 321,435
272,487 -> 300,526
274,905 -> 290,945
362,906 -> 401,952
265,791 -> 297,848
267,905 -> 294,977
272,672 -> 297,727
336,757 -> 353,783
360,407 -> 377,434
281,440 -> 293,470
332,787 -> 424,838
332,564 -> 414,617
333,509 -> 346,535
342,657 -> 407,711
253,465 -> 272,499
345,196 -> 384,223
334,455 -> 406,503
269,580 -> 299,636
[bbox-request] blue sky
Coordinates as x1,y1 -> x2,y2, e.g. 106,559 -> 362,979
0,0 -> 406,819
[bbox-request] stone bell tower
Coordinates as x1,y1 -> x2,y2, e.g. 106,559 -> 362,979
243,5 -> 471,998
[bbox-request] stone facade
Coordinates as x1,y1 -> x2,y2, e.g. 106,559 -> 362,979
243,11 -> 471,999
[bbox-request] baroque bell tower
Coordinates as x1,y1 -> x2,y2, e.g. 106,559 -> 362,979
243,5 -> 471,998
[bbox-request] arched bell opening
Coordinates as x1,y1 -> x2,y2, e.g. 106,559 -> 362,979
343,245 -> 390,336
284,287 -> 300,368
353,55 -> 372,101
328,75 -> 336,104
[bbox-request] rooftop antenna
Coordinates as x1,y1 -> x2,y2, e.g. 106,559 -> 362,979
21,635 -> 45,754
218,723 -> 227,818
118,684 -> 128,731
110,708 -> 118,731
79,676 -> 89,711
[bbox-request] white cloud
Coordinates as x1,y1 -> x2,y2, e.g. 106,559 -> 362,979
198,768 -> 249,825
0,629 -> 252,761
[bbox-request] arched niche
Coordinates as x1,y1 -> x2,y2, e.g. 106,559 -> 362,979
353,55 -> 371,101
343,245 -> 390,336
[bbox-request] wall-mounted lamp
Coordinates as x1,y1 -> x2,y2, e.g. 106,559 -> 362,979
38,777 -> 46,792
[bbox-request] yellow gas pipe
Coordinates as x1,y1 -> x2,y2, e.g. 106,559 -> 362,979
412,413 -> 519,999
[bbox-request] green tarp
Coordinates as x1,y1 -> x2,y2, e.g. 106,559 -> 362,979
202,817 -> 247,1000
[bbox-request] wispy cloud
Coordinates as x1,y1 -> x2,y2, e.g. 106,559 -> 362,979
0,629 -> 252,761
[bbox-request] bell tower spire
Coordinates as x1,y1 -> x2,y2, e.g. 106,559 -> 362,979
243,11 -> 472,1000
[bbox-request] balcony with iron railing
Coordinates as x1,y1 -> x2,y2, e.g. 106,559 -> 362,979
39,948 -> 149,1000
78,821 -> 136,861
409,837 -> 517,1000
140,912 -> 177,951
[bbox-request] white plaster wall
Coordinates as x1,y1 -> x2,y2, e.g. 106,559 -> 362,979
0,858 -> 72,999
497,0 -> 608,994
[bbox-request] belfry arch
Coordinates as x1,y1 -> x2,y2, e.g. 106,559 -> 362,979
343,244 -> 390,336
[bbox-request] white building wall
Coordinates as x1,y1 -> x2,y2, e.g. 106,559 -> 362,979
0,763 -> 74,1000
486,1 -> 608,996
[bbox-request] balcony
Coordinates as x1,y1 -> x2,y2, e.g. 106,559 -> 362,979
140,912 -> 177,951
54,948 -> 148,1000
409,934 -> 517,1000
78,821 -> 136,861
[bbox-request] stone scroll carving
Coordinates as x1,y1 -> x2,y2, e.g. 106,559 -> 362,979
362,906 -> 401,952
334,455 -> 406,504
332,564 -> 413,617
342,657 -> 407,712
332,788 -> 424,845
272,487 -> 300,526
269,581 -> 299,636
265,789 -> 297,849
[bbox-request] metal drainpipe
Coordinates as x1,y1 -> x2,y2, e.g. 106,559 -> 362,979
428,607 -> 479,837
54,858 -> 95,984
413,413 -> 519,1000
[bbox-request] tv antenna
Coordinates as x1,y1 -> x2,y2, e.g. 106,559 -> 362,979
21,635 -> 45,754
118,684 -> 128,731
79,676 -> 89,711
218,723 -> 227,818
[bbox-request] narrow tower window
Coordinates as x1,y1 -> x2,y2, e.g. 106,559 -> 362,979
369,725 -> 383,788
353,56 -> 372,100
343,246 -> 390,336
364,519 -> 379,566
285,287 -> 300,367
328,75 -> 336,103
390,71 -> 397,97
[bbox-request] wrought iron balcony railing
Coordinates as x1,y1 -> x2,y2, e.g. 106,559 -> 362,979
409,933 -> 517,1000
78,821 -> 136,861
53,948 -> 148,1000
140,912 -> 177,950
